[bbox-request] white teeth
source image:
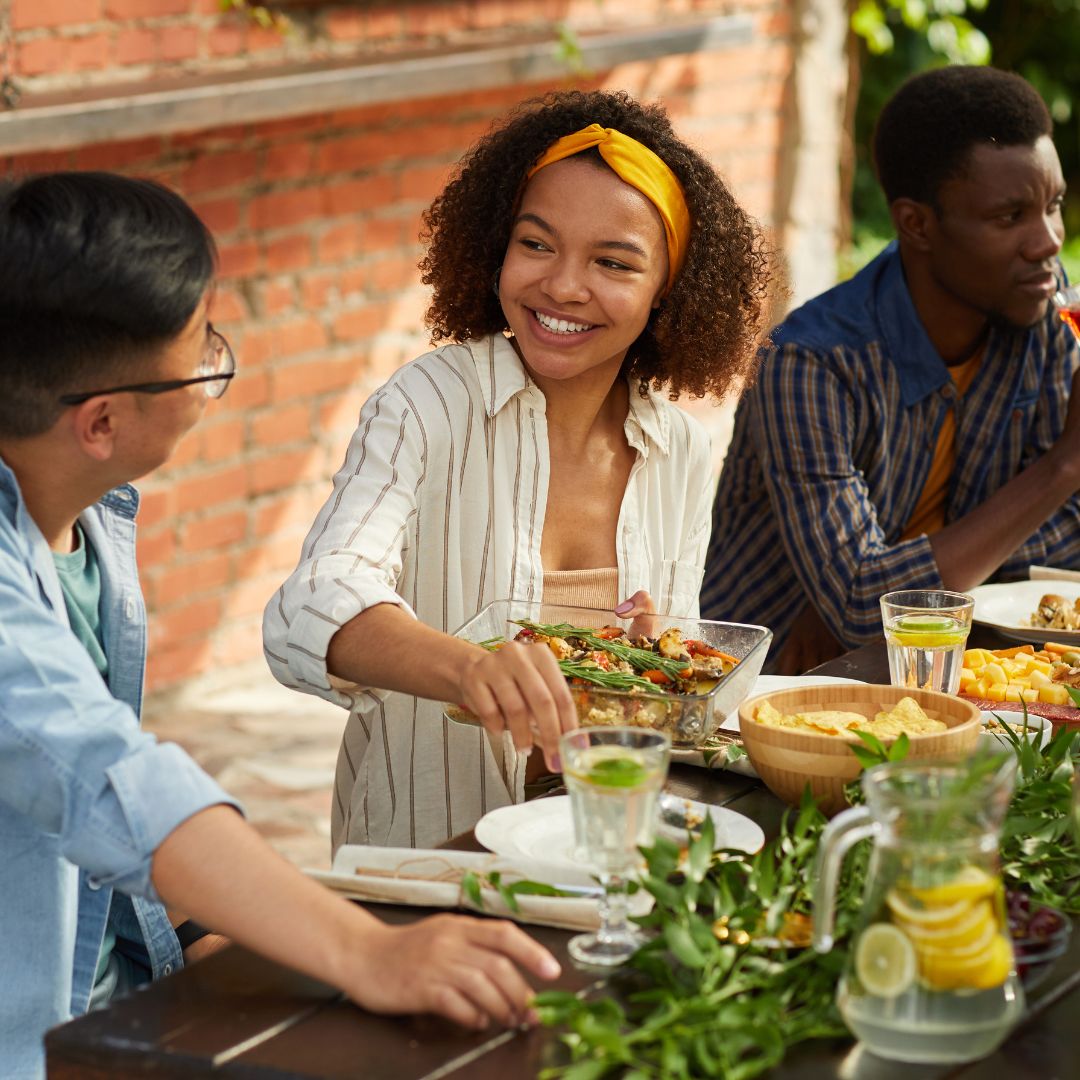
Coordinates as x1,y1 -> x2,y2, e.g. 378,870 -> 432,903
534,311 -> 592,334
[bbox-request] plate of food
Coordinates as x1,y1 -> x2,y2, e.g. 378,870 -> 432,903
444,600 -> 771,749
978,710 -> 1052,749
969,580 -> 1080,645
959,641 -> 1080,724
474,794 -> 765,872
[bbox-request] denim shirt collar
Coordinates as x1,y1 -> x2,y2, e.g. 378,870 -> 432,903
871,242 -> 954,408
870,242 -> 1041,409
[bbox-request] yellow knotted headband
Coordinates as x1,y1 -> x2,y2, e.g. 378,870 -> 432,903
526,123 -> 691,295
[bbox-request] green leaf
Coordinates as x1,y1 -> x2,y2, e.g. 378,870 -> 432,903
664,921 -> 707,968
688,813 -> 715,882
461,870 -> 483,910
887,732 -> 911,762
560,1060 -> 613,1080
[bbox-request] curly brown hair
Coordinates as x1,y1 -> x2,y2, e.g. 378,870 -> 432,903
420,89 -> 774,401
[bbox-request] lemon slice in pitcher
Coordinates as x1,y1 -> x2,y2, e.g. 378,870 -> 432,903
909,866 -> 997,906
854,923 -> 917,998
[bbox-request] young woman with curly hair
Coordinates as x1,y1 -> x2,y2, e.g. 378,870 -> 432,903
264,89 -> 774,850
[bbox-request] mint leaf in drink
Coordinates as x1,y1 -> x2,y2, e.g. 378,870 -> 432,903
585,755 -> 649,788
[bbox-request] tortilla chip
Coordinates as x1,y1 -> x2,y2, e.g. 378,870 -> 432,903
793,710 -> 865,736
755,695 -> 946,738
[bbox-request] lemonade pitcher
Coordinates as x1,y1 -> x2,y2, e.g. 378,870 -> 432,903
812,756 -> 1024,1064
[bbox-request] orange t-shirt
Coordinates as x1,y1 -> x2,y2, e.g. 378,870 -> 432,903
900,349 -> 984,540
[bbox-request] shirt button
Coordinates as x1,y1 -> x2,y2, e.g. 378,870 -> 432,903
125,598 -> 136,619
163,963 -> 173,975
87,878 -> 101,891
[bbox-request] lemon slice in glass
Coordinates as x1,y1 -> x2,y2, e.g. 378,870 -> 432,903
855,923 -> 917,998
887,614 -> 968,648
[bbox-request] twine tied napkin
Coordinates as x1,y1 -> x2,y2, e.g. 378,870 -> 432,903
1029,565 -> 1080,584
306,846 -> 652,932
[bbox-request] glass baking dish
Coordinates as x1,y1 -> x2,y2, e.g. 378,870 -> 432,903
444,600 -> 772,749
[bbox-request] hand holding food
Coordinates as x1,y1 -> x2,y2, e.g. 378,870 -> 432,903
455,635 -> 577,769
448,620 -> 744,745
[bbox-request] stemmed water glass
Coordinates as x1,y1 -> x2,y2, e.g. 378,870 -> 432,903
559,726 -> 670,966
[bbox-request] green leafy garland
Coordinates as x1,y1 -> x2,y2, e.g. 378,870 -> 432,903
533,725 -> 1080,1079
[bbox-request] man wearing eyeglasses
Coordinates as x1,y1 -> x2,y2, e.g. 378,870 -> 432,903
0,173 -> 559,1079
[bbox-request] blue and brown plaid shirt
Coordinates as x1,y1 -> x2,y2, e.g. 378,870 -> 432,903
701,242 -> 1080,658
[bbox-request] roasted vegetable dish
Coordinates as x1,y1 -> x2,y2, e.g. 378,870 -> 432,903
446,620 -> 742,740
503,620 -> 739,695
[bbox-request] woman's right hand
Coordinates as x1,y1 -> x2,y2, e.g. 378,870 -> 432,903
456,640 -> 577,770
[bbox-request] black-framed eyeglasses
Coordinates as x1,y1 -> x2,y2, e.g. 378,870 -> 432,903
58,325 -> 237,406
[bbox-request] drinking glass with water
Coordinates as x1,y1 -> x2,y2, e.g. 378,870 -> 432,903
560,726 -> 670,967
880,589 -> 975,694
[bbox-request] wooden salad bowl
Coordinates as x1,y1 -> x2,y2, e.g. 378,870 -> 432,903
737,683 -> 982,816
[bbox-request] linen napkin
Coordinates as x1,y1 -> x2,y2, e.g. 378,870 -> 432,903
306,846 -> 652,932
1029,565 -> 1080,584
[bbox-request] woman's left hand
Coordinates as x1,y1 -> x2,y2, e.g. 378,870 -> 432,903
615,590 -> 657,638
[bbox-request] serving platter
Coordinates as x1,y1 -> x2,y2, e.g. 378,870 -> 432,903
969,580 -> 1080,646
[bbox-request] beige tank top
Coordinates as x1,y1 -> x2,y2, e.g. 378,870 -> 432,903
540,567 -> 620,612
526,567 -> 621,789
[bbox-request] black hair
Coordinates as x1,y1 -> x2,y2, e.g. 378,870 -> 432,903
873,66 -> 1053,208
0,172 -> 216,437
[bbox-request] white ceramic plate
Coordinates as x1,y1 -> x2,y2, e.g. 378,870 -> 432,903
475,795 -> 764,872
969,581 -> 1080,646
670,674 -> 866,775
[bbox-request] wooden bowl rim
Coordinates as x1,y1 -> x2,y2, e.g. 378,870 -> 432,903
738,683 -> 982,750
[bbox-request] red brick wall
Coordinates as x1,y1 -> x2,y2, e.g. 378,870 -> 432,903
2,0 -> 793,689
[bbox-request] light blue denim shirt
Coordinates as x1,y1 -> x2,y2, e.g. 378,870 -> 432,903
0,457 -> 238,1079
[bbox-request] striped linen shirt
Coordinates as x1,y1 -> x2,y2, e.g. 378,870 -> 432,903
702,242 -> 1080,659
263,334 -> 713,850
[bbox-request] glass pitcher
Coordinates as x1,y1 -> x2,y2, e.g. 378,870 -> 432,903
812,755 -> 1025,1064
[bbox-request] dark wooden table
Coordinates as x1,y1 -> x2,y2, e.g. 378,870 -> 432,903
47,638 -> 1080,1079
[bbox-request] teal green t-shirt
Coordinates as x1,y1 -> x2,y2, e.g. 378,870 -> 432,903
53,525 -> 115,984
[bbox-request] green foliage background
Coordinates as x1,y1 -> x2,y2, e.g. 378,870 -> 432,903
849,0 -> 1080,281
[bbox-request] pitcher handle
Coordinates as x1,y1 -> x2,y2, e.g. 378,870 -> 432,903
811,805 -> 879,953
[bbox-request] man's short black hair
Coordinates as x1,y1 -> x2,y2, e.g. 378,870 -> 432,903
873,65 -> 1053,208
0,172 -> 216,438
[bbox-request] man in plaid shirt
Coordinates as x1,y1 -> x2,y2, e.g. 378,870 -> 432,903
703,66 -> 1080,673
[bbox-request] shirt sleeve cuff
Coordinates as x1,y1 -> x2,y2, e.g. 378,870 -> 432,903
285,580 -> 417,692
75,742 -> 243,902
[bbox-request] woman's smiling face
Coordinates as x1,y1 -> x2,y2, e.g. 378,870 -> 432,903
498,156 -> 669,390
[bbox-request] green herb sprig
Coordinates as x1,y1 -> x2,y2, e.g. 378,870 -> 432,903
460,870 -> 581,913
535,793 -> 860,1078
516,621 -> 695,682
535,715 -> 1080,1077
